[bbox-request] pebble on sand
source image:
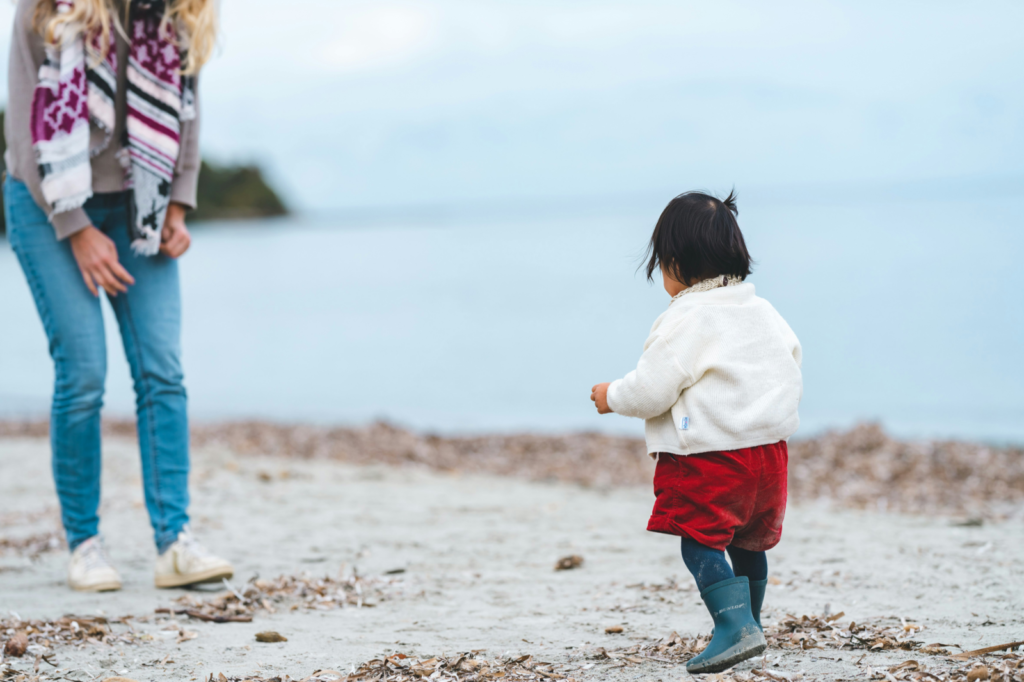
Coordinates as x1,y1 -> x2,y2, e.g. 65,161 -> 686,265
2,631 -> 27,657
555,555 -> 584,571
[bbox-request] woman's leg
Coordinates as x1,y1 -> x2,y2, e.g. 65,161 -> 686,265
4,178 -> 108,551
100,200 -> 190,553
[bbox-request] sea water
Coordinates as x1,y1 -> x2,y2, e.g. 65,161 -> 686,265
1,193 -> 1022,443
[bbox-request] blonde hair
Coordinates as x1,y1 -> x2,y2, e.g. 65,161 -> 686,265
35,0 -> 217,75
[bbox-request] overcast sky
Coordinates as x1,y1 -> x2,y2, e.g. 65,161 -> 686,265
2,0 -> 1022,210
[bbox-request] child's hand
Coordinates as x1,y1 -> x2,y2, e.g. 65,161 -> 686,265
591,383 -> 612,414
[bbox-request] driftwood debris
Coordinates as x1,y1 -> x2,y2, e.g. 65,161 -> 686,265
952,641 -> 1024,661
154,607 -> 253,623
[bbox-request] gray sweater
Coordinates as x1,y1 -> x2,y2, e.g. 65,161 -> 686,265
4,0 -> 201,240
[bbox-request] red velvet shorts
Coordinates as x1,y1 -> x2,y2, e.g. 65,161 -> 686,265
647,441 -> 788,552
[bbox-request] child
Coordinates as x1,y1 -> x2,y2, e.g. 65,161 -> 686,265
590,190 -> 802,674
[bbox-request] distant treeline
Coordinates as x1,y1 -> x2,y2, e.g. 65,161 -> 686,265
192,160 -> 287,222
0,111 -> 288,234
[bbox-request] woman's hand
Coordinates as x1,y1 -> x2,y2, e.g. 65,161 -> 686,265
69,226 -> 136,297
160,203 -> 192,258
591,382 -> 612,414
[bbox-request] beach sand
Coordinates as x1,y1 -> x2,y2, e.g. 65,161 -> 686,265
1,431 -> 1023,681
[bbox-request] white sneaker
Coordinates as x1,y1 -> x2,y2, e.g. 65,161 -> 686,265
68,536 -> 123,592
154,526 -> 234,588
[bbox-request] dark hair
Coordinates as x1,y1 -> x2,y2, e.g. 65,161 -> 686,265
643,189 -> 753,284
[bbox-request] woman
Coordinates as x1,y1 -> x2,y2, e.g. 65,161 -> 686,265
4,0 -> 231,592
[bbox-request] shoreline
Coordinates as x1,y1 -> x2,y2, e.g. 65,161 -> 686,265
1,419 -> 1021,519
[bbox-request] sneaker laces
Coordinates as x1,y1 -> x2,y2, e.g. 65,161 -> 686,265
176,526 -> 214,559
76,538 -> 114,572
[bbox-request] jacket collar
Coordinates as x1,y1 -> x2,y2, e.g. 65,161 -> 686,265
671,274 -> 745,301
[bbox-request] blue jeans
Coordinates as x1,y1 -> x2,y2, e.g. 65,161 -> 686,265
4,176 -> 190,553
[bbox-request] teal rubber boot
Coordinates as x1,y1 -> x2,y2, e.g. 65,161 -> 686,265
749,578 -> 768,630
686,576 -> 767,674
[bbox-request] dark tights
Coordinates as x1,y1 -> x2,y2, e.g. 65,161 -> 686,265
680,537 -> 768,592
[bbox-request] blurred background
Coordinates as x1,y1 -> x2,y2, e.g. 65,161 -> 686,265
0,0 -> 1021,442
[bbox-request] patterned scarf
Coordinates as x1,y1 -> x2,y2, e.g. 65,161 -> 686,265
31,0 -> 195,256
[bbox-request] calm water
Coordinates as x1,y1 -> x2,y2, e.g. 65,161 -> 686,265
1,193 -> 1022,443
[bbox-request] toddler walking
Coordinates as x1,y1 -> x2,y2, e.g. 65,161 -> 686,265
591,190 -> 802,674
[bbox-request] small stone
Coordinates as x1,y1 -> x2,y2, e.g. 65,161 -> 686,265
3,631 -> 28,657
555,555 -> 584,571
255,631 -> 288,643
605,625 -> 624,634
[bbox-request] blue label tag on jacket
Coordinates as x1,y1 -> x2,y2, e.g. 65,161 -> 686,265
680,416 -> 689,430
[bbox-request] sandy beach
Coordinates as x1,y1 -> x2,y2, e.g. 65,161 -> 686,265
2,425 -> 1023,682
1,3 -> 1020,682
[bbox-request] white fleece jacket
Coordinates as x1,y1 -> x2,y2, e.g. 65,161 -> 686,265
607,279 -> 802,457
